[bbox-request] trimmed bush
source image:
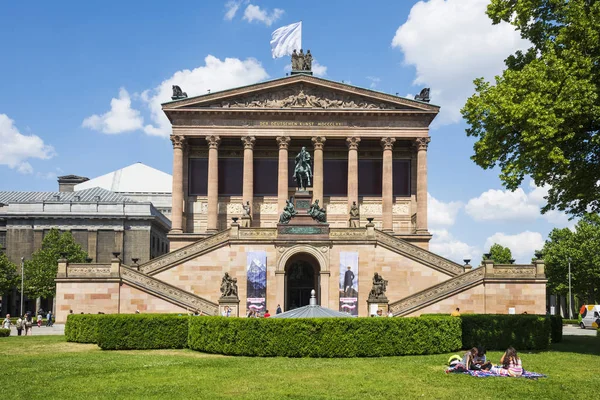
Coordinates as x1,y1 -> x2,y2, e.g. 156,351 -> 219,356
188,316 -> 462,357
0,328 -> 10,337
562,319 -> 579,325
461,314 -> 551,350
549,315 -> 563,343
97,314 -> 188,350
65,314 -> 103,343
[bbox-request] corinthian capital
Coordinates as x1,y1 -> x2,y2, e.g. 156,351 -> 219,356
380,137 -> 396,151
170,135 -> 186,149
241,136 -> 256,150
206,135 -> 221,149
415,137 -> 431,151
311,136 -> 326,150
346,137 -> 361,150
276,136 -> 291,149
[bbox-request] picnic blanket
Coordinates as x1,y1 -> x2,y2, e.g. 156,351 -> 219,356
446,366 -> 546,379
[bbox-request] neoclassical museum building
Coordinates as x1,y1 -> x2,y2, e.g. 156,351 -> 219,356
55,63 -> 547,321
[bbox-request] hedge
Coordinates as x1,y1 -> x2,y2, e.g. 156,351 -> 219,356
460,314 -> 551,350
96,314 -> 188,350
188,316 -> 462,357
0,328 -> 10,337
65,314 -> 103,343
549,315 -> 563,343
562,319 -> 579,325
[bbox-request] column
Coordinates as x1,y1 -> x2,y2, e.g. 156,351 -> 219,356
170,135 -> 185,233
241,136 -> 256,208
276,136 -> 291,213
346,137 -> 360,209
381,137 -> 396,232
415,137 -> 431,233
206,135 -> 221,233
311,136 -> 326,204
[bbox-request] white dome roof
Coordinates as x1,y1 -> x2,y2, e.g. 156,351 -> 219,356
75,163 -> 172,194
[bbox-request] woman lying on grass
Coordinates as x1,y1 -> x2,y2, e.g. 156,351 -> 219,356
491,347 -> 523,377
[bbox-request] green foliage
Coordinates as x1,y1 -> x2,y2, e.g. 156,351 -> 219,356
541,214 -> 600,303
462,0 -> 600,216
0,248 -> 19,297
484,243 -> 513,264
97,314 -> 188,350
0,328 -> 10,337
461,314 -> 551,350
23,229 -> 87,299
188,316 -> 462,357
562,319 -> 579,325
65,314 -> 103,343
548,315 -> 563,343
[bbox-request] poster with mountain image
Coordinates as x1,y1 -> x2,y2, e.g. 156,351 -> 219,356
246,251 -> 267,314
339,251 -> 358,316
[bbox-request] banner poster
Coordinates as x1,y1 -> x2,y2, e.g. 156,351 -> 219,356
246,251 -> 267,315
339,252 -> 359,316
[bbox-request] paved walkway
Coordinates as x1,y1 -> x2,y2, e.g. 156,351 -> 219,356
7,324 -> 65,336
563,325 -> 597,336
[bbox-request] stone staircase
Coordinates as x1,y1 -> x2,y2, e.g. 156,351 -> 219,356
139,229 -> 231,275
120,266 -> 219,315
388,267 -> 485,316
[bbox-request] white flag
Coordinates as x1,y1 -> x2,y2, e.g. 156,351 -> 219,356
270,21 -> 302,59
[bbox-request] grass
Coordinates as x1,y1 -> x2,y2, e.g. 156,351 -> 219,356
2,335 -> 599,399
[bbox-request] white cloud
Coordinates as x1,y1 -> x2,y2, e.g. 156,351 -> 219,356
485,231 -> 544,263
428,193 -> 462,227
366,76 -> 381,89
142,55 -> 269,137
242,4 -> 284,26
224,0 -> 243,20
391,0 -> 529,125
465,181 -> 575,228
82,88 -> 144,134
0,114 -> 55,174
430,229 -> 481,264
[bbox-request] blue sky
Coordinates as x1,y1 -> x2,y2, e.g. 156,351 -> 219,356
0,0 -> 574,263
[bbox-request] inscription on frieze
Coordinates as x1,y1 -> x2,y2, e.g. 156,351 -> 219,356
279,226 -> 328,235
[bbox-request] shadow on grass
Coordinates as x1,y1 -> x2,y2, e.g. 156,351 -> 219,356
549,335 -> 600,356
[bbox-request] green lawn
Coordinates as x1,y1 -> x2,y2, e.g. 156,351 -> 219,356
2,335 -> 599,399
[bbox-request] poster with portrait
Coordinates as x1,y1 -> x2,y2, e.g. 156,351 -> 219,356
246,251 -> 267,315
339,251 -> 359,316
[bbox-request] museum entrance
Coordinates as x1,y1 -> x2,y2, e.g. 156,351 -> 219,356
285,254 -> 320,311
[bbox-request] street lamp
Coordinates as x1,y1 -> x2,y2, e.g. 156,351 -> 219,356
20,257 -> 24,317
568,257 -> 572,320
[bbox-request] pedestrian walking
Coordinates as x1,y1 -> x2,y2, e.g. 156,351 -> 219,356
16,316 -> 24,336
2,314 -> 11,329
46,311 -> 53,327
24,314 -> 33,335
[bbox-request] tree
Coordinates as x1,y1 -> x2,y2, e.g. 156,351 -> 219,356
462,0 -> 600,216
540,214 -> 600,304
483,243 -> 513,264
23,229 -> 87,300
0,247 -> 19,298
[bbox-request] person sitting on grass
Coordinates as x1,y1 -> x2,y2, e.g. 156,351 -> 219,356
461,347 -> 478,370
491,347 -> 523,377
471,346 -> 492,370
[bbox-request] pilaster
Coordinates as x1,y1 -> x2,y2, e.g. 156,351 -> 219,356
241,136 -> 256,223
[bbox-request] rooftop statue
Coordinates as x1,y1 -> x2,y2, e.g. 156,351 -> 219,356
171,85 -> 188,100
290,49 -> 312,72
414,88 -> 430,103
294,147 -> 313,190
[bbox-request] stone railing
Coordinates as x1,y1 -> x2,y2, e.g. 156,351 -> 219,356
389,267 -> 485,316
139,229 -> 231,275
65,264 -> 112,278
236,227 -> 278,240
120,266 -> 218,315
374,230 -> 464,276
329,228 -> 368,240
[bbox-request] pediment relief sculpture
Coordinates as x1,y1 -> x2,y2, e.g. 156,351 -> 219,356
199,86 -> 404,110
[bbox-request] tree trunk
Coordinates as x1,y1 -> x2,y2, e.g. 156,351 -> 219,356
35,297 -> 41,314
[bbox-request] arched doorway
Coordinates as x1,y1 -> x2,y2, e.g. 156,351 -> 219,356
285,253 -> 320,311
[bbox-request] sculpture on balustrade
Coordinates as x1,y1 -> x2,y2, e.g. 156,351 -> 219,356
279,198 -> 298,224
220,272 -> 239,299
349,201 -> 360,228
368,272 -> 388,301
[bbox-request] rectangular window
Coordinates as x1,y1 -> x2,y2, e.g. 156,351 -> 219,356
358,159 -> 383,196
254,158 -> 279,196
324,159 -> 348,196
189,158 -> 208,196
393,160 -> 411,197
218,158 -> 243,196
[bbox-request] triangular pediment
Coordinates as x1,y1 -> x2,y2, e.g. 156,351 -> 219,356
162,74 -> 438,113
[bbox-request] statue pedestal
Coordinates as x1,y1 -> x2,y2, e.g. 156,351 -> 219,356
240,215 -> 251,228
349,217 -> 360,228
367,298 -> 389,317
277,190 -> 329,240
219,297 -> 240,317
